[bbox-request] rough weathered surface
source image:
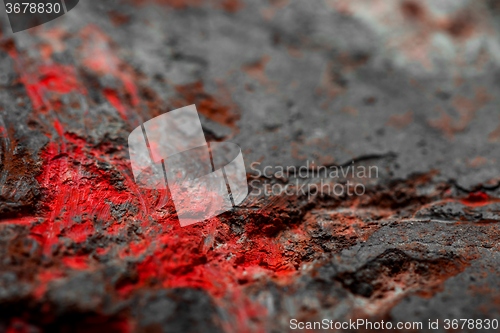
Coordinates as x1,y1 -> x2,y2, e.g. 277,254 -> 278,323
0,0 -> 499,332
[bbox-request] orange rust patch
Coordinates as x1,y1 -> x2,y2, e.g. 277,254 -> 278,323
130,0 -> 242,12
317,62 -> 347,109
467,156 -> 488,168
108,11 -> 131,26
401,1 -> 425,21
341,106 -> 358,116
243,56 -> 271,87
220,0 -> 243,12
488,116 -> 500,142
335,249 -> 471,317
387,111 -> 413,129
261,0 -> 289,21
173,81 -> 240,130
429,88 -> 491,139
441,12 -> 475,40
131,0 -> 203,9
338,53 -> 370,73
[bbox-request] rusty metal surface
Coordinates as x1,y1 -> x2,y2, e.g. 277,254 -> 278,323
0,0 -> 500,332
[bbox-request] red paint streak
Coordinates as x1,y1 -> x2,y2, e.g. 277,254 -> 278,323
6,319 -> 38,333
460,191 -> 495,207
66,222 -> 95,243
53,119 -> 66,150
53,119 -> 64,137
122,78 -> 140,107
34,138 -> 133,255
34,270 -> 65,299
62,256 -> 89,270
24,65 -> 83,111
3,40 -> 85,113
104,88 -> 127,119
34,125 -> 296,330
38,67 -> 79,94
32,126 -> 279,330
96,247 -> 109,255
5,29 -> 282,331
5,316 -> 131,333
79,26 -> 141,124
0,217 -> 39,225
